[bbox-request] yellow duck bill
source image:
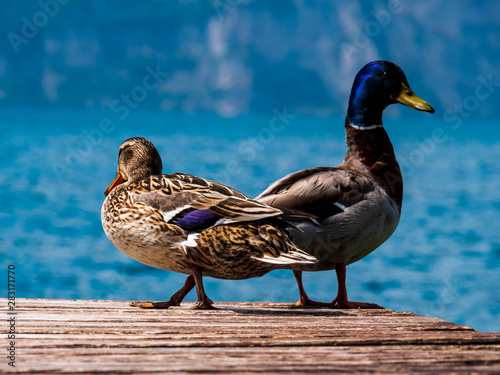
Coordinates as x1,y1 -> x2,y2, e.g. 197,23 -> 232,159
396,83 -> 435,113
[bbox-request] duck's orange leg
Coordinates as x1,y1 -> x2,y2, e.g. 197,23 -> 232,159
293,270 -> 332,307
331,263 -> 383,309
293,265 -> 384,309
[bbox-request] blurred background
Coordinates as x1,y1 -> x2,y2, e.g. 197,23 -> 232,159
1,1 -> 499,331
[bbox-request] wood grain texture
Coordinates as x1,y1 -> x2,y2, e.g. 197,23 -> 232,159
2,298 -> 500,373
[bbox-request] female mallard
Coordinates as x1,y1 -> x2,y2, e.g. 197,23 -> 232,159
101,137 -> 317,309
256,61 -> 435,309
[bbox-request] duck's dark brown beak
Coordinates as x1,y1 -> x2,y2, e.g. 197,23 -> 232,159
396,83 -> 435,114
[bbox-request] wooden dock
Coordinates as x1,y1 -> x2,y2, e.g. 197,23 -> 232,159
3,298 -> 500,373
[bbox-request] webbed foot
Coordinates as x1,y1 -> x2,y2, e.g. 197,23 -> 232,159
130,300 -> 180,309
331,298 -> 384,309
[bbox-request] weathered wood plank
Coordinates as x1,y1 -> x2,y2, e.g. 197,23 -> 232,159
2,298 -> 500,373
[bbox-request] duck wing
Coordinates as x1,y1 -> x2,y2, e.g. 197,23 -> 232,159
256,167 -> 376,222
128,173 -> 283,231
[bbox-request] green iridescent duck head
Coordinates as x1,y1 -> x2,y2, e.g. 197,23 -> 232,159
347,60 -> 435,127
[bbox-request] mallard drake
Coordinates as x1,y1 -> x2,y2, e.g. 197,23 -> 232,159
101,137 -> 317,309
256,61 -> 435,309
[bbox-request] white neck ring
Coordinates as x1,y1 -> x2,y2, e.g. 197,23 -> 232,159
350,123 -> 383,130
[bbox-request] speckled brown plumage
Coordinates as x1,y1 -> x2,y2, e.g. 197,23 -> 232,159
185,221 -> 305,279
101,137 -> 317,309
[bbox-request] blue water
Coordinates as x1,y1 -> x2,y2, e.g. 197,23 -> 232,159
1,107 -> 499,332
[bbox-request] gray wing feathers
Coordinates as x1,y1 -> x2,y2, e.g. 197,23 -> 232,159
257,167 -> 375,216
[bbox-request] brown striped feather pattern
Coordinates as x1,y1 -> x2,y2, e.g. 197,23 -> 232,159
101,138 -> 317,284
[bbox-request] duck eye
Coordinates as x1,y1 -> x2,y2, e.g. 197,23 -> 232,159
119,144 -> 131,156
